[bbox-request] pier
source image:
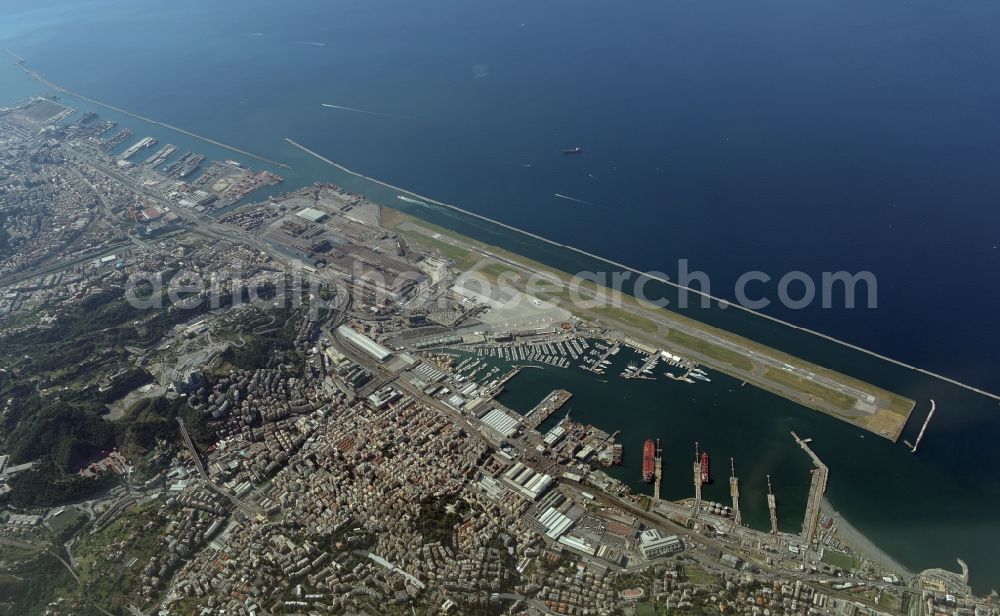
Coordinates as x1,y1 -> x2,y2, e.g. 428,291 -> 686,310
791,431 -> 829,546
484,366 -> 522,397
729,458 -> 742,526
665,366 -> 696,384
623,350 -> 660,380
767,475 -> 778,536
144,143 -> 177,166
652,440 -> 663,502
692,442 -> 704,516
497,366 -> 523,387
910,399 -> 936,453
120,136 -> 156,160
584,342 -> 620,375
523,389 -> 572,430
7,49 -> 290,169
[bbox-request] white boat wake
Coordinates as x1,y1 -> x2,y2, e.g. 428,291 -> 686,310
322,103 -> 389,117
397,195 -> 428,206
554,193 -> 601,207
397,195 -> 445,212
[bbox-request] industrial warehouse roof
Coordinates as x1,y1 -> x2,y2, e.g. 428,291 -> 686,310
480,408 -> 520,438
501,462 -> 554,501
295,207 -> 328,222
537,506 -> 574,539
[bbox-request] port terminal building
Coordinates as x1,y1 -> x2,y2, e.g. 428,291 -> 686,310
638,529 -> 684,559
337,325 -> 392,362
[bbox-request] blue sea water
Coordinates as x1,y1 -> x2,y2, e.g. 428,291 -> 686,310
5,0 -> 1000,387
4,0 -> 1000,392
3,0 -> 1000,591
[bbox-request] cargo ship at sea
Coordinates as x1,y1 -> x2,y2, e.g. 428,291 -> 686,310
642,439 -> 656,483
700,451 -> 710,484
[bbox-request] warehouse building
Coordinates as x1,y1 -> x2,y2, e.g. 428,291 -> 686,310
501,462 -> 553,501
295,207 -> 328,223
479,408 -> 521,439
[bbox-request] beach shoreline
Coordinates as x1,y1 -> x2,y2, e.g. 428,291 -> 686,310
821,497 -> 915,579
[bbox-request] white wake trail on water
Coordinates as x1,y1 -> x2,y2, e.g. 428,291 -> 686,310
321,103 -> 391,117
554,193 -> 602,207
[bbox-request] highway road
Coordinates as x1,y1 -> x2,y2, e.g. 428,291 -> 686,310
0,239 -> 132,286
176,417 -> 262,518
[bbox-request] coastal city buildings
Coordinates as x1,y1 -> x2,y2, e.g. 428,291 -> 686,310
0,96 -> 994,615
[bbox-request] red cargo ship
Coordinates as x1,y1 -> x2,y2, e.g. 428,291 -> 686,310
642,439 -> 656,483
700,451 -> 710,484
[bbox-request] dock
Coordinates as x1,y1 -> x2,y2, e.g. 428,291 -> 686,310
909,399 -> 936,453
584,342 -> 619,375
791,431 -> 828,546
692,442 -> 703,515
767,475 -> 778,536
665,366 -> 696,384
120,136 -> 156,160
652,440 -> 663,501
729,458 -> 742,526
623,350 -> 660,379
7,49 -> 289,169
523,389 -> 572,430
485,366 -> 522,397
163,151 -> 205,179
144,143 -> 177,167
102,128 -> 132,151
